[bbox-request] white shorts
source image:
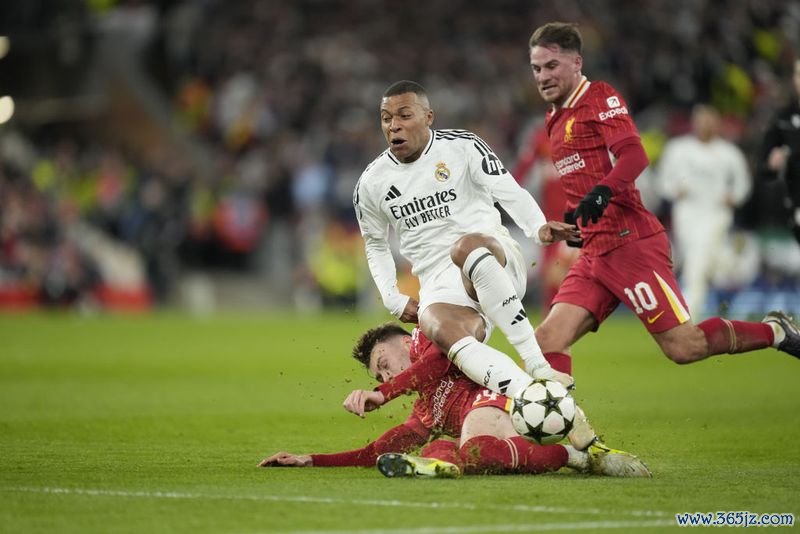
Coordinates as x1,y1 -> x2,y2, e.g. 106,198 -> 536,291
417,233 -> 528,335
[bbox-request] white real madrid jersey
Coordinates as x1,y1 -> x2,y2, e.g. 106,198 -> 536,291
658,135 -> 751,211
354,128 -> 546,316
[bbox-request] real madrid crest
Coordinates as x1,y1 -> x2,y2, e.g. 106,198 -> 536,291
435,161 -> 451,182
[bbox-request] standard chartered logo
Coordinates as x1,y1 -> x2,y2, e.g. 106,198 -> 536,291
431,377 -> 454,427
554,153 -> 586,176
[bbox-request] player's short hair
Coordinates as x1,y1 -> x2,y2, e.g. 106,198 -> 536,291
352,323 -> 411,368
383,80 -> 428,100
529,22 -> 583,54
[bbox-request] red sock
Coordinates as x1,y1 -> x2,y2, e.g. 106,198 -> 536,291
459,436 -> 512,474
698,317 -> 774,354
421,439 -> 463,470
544,352 -> 572,374
507,436 -> 569,474
459,435 -> 568,474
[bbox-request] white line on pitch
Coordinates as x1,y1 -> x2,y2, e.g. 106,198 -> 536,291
1,486 -> 669,519
281,519 -> 677,534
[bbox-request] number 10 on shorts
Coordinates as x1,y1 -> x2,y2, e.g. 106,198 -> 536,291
623,282 -> 658,315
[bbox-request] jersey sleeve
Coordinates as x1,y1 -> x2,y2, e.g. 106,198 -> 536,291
589,84 -> 648,194
601,136 -> 650,195
310,417 -> 430,467
376,339 -> 451,402
466,134 -> 547,243
353,172 -> 410,317
592,85 -> 641,148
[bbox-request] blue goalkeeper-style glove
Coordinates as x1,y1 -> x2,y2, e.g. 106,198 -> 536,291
573,185 -> 612,226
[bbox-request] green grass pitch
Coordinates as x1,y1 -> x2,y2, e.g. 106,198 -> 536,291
1,312 -> 798,533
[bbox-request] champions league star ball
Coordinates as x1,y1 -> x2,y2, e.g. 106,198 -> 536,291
510,379 -> 576,445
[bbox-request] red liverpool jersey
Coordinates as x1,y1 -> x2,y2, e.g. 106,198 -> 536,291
377,329 -> 490,437
311,330 -> 509,467
545,77 -> 663,255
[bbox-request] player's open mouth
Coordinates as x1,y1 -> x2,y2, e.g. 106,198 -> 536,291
391,139 -> 407,148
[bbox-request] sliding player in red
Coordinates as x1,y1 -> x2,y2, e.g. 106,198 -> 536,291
259,323 -> 650,478
527,22 -> 800,371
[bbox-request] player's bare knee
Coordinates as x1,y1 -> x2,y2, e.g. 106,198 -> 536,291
450,234 -> 482,267
662,344 -> 701,364
421,318 -> 460,353
657,326 -> 707,364
450,233 -> 501,267
419,319 -> 442,347
535,322 -> 567,353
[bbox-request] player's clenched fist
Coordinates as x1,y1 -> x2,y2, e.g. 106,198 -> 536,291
574,185 -> 613,226
343,389 -> 385,418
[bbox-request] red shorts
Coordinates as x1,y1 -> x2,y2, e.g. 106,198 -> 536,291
464,388 -> 512,417
440,385 -> 513,437
552,232 -> 690,333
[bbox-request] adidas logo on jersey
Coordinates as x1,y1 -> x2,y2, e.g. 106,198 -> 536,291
384,185 -> 402,201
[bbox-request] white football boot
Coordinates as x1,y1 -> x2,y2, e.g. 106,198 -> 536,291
587,442 -> 652,478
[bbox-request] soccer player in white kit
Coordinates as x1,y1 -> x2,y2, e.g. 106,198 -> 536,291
658,104 -> 751,318
353,80 -> 580,398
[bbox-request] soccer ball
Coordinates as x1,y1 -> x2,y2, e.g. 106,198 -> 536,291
509,379 -> 576,445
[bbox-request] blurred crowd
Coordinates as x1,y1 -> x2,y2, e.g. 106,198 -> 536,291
0,0 -> 798,314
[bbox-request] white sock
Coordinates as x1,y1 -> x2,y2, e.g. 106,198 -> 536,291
462,247 -> 547,371
768,322 -> 785,347
563,444 -> 590,472
567,405 -> 598,451
448,336 -> 533,397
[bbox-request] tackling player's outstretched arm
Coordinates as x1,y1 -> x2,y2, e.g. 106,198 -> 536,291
342,347 -> 452,418
344,328 -> 452,417
375,348 -> 451,402
258,418 -> 430,468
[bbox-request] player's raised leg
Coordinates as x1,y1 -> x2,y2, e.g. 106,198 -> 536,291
652,310 -> 800,363
420,303 -> 536,397
452,234 -> 546,367
587,232 -> 796,363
